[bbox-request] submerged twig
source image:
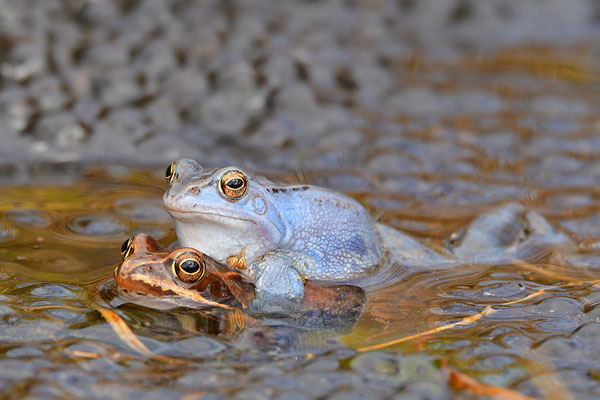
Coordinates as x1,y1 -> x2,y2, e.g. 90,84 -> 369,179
357,305 -> 494,352
445,364 -> 536,400
96,307 -> 185,364
355,290 -> 548,400
510,257 -> 599,284
356,289 -> 546,352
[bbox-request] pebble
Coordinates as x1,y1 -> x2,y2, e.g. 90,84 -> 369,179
177,369 -> 239,389
350,352 -> 444,387
29,283 -> 79,299
5,346 -> 44,358
365,153 -> 421,174
155,336 -> 228,358
113,198 -> 170,223
42,369 -> 97,398
2,41 -> 46,82
34,112 -> 88,149
0,221 -> 16,243
4,209 -> 50,227
28,76 -> 69,112
561,213 -> 600,237
0,359 -> 38,380
67,215 -> 126,236
0,88 -> 33,132
572,322 -> 600,345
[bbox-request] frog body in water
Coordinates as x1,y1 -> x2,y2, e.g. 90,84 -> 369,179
163,159 -> 383,313
114,233 -> 366,317
163,159 -> 572,313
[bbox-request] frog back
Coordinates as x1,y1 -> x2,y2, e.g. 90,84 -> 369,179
272,186 -> 384,280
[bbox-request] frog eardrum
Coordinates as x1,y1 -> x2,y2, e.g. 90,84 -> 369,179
173,251 -> 206,283
219,170 -> 247,199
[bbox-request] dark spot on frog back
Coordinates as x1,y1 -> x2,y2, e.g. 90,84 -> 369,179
268,186 -> 308,194
344,235 -> 367,255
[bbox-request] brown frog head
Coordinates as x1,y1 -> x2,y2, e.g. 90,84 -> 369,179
115,233 -> 254,310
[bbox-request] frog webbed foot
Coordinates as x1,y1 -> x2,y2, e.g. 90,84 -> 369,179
248,253 -> 305,315
452,202 -> 572,263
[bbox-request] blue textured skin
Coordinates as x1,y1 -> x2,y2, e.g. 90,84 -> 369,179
259,186 -> 383,279
163,159 -> 384,312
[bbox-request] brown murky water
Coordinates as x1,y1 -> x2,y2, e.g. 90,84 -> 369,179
1,43 -> 600,399
1,165 -> 600,399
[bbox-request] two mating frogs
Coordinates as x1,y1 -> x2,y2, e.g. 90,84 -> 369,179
162,159 -> 570,314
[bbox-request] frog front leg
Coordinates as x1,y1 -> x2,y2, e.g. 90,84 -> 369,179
248,251 -> 307,315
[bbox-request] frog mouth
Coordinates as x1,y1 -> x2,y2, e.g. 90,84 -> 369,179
164,207 -> 256,224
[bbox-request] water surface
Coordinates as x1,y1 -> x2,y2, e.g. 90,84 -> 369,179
1,165 -> 599,399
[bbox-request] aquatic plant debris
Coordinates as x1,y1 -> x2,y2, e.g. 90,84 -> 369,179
356,289 -> 546,351
353,290 -> 548,400
445,365 -> 536,400
464,46 -> 600,83
99,302 -> 537,400
96,307 -> 185,364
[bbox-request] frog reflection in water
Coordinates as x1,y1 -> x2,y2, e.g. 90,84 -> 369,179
163,159 -> 571,314
114,233 -> 366,318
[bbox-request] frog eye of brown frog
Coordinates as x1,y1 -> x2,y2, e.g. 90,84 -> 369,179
172,251 -> 206,283
165,161 -> 178,185
219,170 -> 247,200
121,237 -> 134,259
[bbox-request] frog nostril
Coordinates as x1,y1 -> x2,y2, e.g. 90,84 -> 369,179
141,265 -> 153,274
189,186 -> 200,195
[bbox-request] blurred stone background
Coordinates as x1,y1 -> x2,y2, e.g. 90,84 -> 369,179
1,4 -> 600,398
0,0 -> 599,184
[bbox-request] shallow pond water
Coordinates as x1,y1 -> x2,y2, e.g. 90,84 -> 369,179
1,0 -> 600,396
0,166 -> 599,399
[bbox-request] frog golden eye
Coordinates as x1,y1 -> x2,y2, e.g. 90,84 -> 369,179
219,170 -> 247,199
120,238 -> 131,254
173,252 -> 205,283
165,162 -> 178,185
121,237 -> 134,259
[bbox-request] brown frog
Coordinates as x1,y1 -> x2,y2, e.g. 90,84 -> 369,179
114,233 -> 366,316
